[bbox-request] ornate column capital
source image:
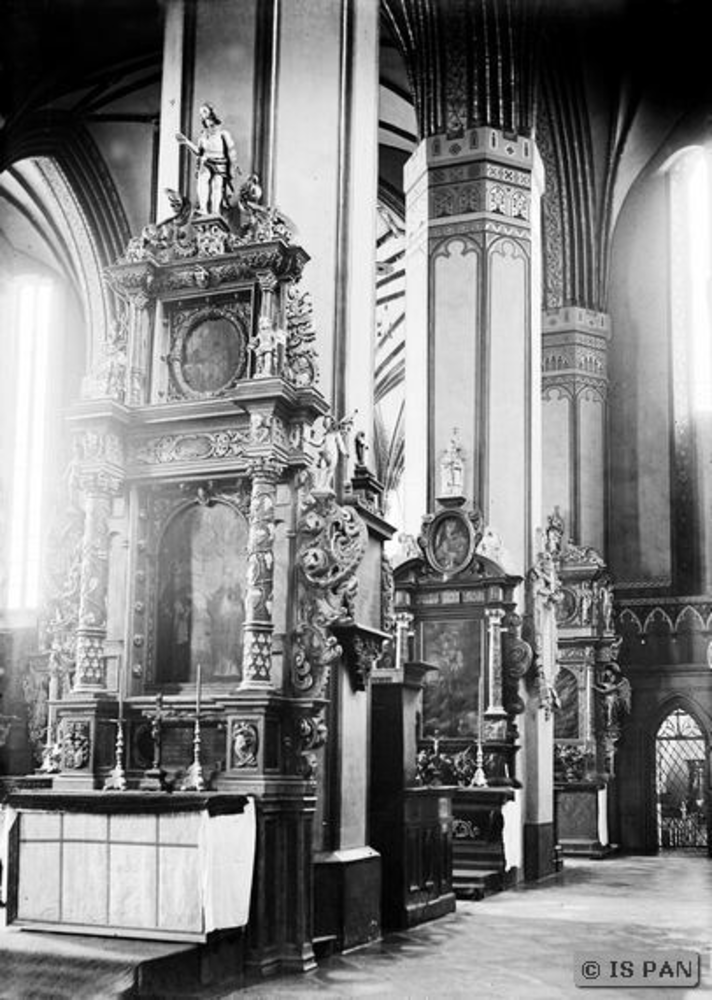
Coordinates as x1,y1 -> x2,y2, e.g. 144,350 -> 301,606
542,306 -> 611,401
244,455 -> 286,483
77,468 -> 124,496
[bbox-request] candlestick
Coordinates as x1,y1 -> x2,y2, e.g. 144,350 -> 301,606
103,718 -> 127,791
477,670 -> 484,744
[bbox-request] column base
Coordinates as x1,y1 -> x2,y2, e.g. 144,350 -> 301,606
524,821 -> 558,882
313,846 -> 381,953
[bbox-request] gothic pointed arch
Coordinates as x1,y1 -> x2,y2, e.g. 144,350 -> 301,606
1,112 -> 131,359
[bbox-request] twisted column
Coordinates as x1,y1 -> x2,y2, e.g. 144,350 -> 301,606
241,458 -> 283,688
74,469 -> 121,693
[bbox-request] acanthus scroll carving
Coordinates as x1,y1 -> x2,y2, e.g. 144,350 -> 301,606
290,476 -> 367,699
285,284 -> 319,388
284,706 -> 328,782
81,298 -> 129,403
60,720 -> 91,769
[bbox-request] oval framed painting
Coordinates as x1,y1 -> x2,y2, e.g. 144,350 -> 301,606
170,308 -> 248,398
427,509 -> 475,575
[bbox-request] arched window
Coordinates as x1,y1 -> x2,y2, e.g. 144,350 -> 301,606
3,275 -> 56,610
666,146 -> 712,590
668,147 -> 712,413
655,707 -> 708,850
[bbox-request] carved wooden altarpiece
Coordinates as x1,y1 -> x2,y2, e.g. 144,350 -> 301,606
393,498 -> 529,785
29,208 -> 383,971
545,511 -> 630,856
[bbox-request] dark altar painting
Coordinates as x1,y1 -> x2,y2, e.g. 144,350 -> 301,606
554,668 -> 579,740
182,315 -> 246,393
421,618 -> 482,737
156,501 -> 248,684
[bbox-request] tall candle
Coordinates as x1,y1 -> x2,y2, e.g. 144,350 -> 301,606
477,670 -> 484,743
195,662 -> 202,716
118,687 -> 124,723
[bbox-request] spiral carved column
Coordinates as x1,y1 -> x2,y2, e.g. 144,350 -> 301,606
74,470 -> 121,693
241,458 -> 282,689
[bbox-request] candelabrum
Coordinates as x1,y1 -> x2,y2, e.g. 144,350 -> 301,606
103,719 -> 127,791
180,713 -> 205,792
470,737 -> 488,788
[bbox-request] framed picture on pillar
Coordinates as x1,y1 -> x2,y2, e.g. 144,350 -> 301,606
425,509 -> 475,576
420,617 -> 483,737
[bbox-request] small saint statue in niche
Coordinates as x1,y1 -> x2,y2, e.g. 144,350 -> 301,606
440,428 -> 465,498
253,316 -> 277,377
354,430 -> 368,470
310,413 -> 354,494
545,506 -> 565,559
176,102 -> 241,215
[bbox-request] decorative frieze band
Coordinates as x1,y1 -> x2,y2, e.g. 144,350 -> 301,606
542,306 -> 611,400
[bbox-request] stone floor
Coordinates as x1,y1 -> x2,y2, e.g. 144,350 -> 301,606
1,853 -> 709,998
236,853 -> 712,1000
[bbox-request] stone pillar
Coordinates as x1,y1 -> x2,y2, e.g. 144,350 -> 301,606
542,307 -> 610,551
271,0 -> 379,438
73,470 -> 120,694
155,0 -> 191,221
241,458 -> 281,690
403,127 -> 541,573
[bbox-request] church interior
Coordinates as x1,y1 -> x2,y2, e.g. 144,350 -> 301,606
0,0 -> 711,994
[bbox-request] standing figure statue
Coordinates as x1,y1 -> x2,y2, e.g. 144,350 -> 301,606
176,102 -> 241,215
440,428 -> 465,497
311,413 -> 354,494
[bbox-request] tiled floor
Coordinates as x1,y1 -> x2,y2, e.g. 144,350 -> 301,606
237,853 -> 712,1000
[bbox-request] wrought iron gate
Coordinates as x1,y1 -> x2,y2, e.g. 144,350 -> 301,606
656,708 -> 708,850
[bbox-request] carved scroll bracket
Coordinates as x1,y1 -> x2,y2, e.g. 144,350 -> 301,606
283,700 -> 329,783
290,477 -> 368,701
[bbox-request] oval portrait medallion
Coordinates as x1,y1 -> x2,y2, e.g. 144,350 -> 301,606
428,510 -> 474,575
181,315 -> 246,394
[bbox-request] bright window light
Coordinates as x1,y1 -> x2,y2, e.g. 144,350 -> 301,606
685,153 -> 712,412
7,275 -> 53,610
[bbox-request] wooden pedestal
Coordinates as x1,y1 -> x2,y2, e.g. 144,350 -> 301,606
555,781 -> 611,857
452,787 -> 518,897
